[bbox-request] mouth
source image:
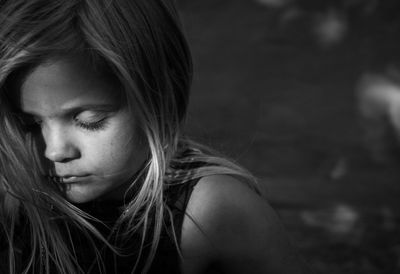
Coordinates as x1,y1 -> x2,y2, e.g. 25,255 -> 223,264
48,175 -> 91,184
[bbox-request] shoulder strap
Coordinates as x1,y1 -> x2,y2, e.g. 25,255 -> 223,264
164,177 -> 200,245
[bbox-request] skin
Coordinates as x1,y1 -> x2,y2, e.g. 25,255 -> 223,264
180,175 -> 314,274
17,56 -> 148,203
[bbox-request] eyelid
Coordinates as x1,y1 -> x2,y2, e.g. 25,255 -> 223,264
17,113 -> 42,124
14,113 -> 42,132
72,109 -> 114,132
73,110 -> 110,123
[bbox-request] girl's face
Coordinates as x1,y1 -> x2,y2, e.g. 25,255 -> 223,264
17,56 -> 147,203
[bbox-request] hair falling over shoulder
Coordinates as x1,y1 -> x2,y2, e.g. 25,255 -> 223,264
0,0 -> 259,273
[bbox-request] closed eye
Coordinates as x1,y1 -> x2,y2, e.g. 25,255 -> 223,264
15,113 -> 42,131
73,110 -> 111,131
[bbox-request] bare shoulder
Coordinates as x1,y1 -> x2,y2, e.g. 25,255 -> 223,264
180,175 -> 313,274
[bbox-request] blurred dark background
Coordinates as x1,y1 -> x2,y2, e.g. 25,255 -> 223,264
178,0 -> 400,273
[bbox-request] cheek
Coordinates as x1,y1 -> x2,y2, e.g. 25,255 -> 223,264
84,123 -> 147,175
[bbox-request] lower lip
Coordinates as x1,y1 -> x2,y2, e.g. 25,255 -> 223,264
60,176 -> 91,184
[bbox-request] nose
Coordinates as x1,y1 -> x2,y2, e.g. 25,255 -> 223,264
42,123 -> 81,163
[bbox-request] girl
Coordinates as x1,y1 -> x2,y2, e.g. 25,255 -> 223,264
0,0 -> 312,273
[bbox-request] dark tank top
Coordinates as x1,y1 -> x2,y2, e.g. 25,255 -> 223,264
70,178 -> 199,274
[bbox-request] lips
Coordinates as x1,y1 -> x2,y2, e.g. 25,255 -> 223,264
48,174 -> 91,184
60,175 -> 90,183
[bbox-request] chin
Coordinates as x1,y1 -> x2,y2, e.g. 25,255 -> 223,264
65,193 -> 99,204
63,185 -> 104,204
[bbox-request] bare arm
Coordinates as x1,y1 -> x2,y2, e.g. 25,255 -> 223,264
180,175 -> 313,274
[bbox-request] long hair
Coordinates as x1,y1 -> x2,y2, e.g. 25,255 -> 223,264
0,0 -> 258,273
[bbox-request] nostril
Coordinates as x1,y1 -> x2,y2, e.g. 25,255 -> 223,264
45,144 -> 81,163
45,150 -> 80,163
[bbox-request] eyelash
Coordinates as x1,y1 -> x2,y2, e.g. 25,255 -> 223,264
19,113 -> 109,132
75,117 -> 108,131
18,116 -> 41,132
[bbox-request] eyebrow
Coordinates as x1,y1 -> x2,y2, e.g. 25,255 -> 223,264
21,103 -> 119,118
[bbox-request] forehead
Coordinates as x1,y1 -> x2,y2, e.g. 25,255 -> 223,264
18,57 -> 121,115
